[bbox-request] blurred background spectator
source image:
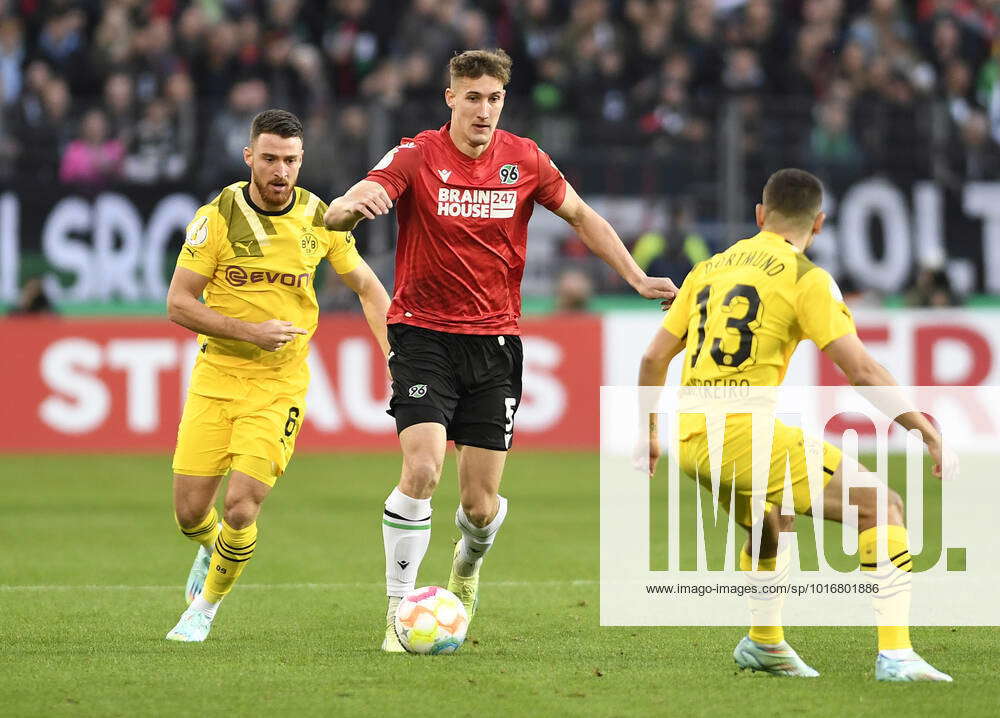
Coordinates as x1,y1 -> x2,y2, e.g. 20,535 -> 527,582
59,107 -> 124,186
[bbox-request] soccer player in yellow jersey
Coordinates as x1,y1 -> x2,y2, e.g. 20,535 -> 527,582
639,169 -> 952,681
163,109 -> 391,642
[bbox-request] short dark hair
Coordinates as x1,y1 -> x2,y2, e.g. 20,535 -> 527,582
250,109 -> 304,144
449,48 -> 512,86
762,168 -> 823,222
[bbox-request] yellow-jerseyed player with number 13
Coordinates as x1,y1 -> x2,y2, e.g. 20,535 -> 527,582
164,109 -> 390,642
639,169 -> 952,682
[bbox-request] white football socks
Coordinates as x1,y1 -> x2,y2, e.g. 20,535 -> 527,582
454,495 -> 508,577
382,487 -> 432,598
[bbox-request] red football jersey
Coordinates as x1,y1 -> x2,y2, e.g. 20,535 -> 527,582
366,123 -> 567,335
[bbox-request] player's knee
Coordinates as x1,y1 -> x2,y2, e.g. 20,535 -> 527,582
174,505 -> 207,531
461,500 -> 494,528
401,456 -> 442,494
223,496 -> 261,529
855,487 -> 903,529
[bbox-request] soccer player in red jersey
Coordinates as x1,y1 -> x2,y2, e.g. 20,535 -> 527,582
324,49 -> 679,651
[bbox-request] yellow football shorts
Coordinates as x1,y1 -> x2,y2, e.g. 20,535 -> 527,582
172,359 -> 308,486
678,415 -> 841,527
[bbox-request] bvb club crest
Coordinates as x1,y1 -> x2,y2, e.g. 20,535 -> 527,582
300,231 -> 318,256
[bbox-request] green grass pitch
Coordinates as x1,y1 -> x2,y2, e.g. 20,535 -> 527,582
1,452 -> 995,716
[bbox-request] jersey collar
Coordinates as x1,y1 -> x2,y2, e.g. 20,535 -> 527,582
757,230 -> 798,249
441,122 -> 497,164
242,183 -> 297,216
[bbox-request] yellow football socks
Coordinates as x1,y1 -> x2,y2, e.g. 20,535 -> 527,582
202,520 -> 258,603
177,506 -> 220,552
859,524 -> 912,651
741,546 -> 786,646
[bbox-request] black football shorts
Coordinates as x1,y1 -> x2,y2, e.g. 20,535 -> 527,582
386,323 -> 523,451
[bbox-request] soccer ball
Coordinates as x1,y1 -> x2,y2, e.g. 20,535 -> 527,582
394,586 -> 469,655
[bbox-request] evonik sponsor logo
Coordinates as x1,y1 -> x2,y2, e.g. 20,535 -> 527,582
224,266 -> 313,288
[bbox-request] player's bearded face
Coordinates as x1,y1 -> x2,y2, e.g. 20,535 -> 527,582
245,133 -> 303,209
448,75 -> 505,148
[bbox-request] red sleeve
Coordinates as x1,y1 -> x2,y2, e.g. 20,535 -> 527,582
533,145 -> 567,211
364,140 -> 422,201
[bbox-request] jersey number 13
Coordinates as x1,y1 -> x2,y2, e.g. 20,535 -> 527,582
690,283 -> 763,369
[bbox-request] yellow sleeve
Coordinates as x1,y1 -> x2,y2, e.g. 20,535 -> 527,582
661,267 -> 698,339
325,230 -> 363,275
795,267 -> 856,349
176,205 -> 224,278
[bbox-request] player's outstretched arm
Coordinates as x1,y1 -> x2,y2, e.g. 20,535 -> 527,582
553,184 -> 678,304
166,266 -> 307,352
635,327 -> 686,477
339,260 -> 392,358
324,180 -> 393,231
823,333 -> 947,476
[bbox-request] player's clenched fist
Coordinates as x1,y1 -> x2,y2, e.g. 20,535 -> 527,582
344,181 -> 392,220
248,319 -> 308,351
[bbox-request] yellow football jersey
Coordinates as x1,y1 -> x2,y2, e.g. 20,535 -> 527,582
176,181 -> 361,376
662,230 -> 855,386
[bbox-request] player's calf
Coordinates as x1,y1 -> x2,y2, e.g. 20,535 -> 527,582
448,496 -> 508,621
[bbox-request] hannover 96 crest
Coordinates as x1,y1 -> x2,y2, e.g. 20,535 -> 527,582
499,164 -> 519,184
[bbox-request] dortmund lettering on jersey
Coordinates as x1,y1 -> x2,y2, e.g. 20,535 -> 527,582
176,182 -> 361,379
662,230 -> 855,387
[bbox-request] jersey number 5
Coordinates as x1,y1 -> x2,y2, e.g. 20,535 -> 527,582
690,283 -> 763,369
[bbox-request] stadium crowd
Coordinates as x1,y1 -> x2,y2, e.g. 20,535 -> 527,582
0,0 -> 997,307
1,0 -> 997,192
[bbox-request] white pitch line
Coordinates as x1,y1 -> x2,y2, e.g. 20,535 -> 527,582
0,580 -> 598,592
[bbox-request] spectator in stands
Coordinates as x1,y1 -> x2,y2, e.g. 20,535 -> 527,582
176,5 -> 209,59
721,46 -> 767,95
0,17 -> 24,107
554,268 -> 594,313
199,78 -> 268,191
14,73 -> 71,184
518,0 -> 562,65
36,8 -> 87,93
847,0 -> 917,62
626,14 -> 673,84
163,70 -> 198,173
123,98 -> 185,184
639,79 -> 709,157
400,50 -> 445,130
394,0 -> 458,70
2,0 -> 998,299
102,73 -> 137,149
288,43 -> 330,116
259,30 -> 309,116
59,108 -> 124,186
322,0 -> 384,101
131,16 -> 181,105
905,266 -> 959,307
90,3 -> 133,78
804,99 -> 865,185
190,20 -> 238,118
681,0 -> 723,92
724,0 -> 789,88
631,200 -> 710,286
576,47 -> 633,146
941,108 -> 1000,183
942,58 -> 975,126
